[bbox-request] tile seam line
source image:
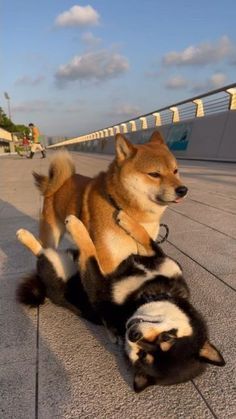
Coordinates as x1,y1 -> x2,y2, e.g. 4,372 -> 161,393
168,207 -> 236,241
188,198 -> 236,216
167,239 -> 236,293
35,306 -> 39,419
35,159 -> 41,419
189,189 -> 236,202
191,380 -> 218,419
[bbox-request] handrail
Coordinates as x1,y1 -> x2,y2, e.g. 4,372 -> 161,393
100,83 -> 236,130
49,83 -> 236,148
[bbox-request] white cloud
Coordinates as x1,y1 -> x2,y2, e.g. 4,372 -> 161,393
107,104 -> 141,118
81,31 -> 101,46
55,5 -> 100,27
209,72 -> 227,87
163,36 -> 233,66
191,72 -> 228,93
55,50 -> 129,85
165,75 -> 188,89
15,75 -> 45,86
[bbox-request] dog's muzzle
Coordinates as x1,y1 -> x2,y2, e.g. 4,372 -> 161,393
126,316 -> 163,342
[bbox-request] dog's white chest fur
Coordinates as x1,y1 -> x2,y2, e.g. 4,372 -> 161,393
112,258 -> 182,305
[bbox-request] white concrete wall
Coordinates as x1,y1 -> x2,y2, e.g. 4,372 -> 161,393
63,110 -> 236,162
172,111 -> 236,161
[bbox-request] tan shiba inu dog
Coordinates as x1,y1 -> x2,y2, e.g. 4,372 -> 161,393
34,131 -> 188,273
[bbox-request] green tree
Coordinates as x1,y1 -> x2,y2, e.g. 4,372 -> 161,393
0,107 -> 29,136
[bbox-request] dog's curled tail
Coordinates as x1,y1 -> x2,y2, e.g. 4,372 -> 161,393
33,150 -> 75,197
16,273 -> 46,307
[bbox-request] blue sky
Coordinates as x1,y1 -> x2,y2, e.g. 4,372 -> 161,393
1,0 -> 236,137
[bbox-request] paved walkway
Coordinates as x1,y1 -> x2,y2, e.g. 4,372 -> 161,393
0,152 -> 235,419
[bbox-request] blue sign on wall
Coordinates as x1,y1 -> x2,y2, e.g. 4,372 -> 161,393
166,123 -> 192,151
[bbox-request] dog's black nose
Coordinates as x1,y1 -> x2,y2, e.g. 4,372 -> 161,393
175,186 -> 188,197
128,328 -> 142,342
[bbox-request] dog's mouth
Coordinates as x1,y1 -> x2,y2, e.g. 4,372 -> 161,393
127,316 -> 163,329
154,186 -> 188,205
126,316 -> 164,343
155,196 -> 184,205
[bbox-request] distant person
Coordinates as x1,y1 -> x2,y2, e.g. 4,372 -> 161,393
27,123 -> 46,159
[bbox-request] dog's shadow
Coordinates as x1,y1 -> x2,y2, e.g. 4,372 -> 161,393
0,198 -> 134,397
0,199 -> 75,417
66,306 -> 134,388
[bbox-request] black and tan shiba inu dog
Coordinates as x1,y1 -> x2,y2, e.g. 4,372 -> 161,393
16,212 -> 225,392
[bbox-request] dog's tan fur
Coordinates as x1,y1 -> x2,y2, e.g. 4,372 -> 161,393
36,132 -> 186,273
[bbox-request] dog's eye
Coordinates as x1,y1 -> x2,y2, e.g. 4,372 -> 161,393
159,328 -> 177,342
160,332 -> 173,342
148,172 -> 161,178
173,169 -> 178,175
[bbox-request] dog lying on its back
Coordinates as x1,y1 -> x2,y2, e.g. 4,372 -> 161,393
16,212 -> 225,392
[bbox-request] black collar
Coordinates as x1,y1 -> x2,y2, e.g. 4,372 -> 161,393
107,193 -> 121,211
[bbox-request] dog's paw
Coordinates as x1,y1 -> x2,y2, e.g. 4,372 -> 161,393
65,215 -> 87,237
64,214 -> 79,227
105,328 -> 123,346
16,228 -> 32,244
116,210 -> 133,235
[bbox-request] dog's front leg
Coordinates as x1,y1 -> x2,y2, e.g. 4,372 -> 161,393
116,211 -> 156,256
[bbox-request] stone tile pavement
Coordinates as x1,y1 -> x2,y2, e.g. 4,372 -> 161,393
0,152 -> 235,419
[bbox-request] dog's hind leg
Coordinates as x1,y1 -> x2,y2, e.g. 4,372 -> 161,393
65,215 -> 102,272
65,215 -> 108,304
116,211 -> 155,256
16,229 -> 43,256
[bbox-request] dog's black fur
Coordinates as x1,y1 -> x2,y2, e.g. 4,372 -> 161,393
17,234 -> 225,392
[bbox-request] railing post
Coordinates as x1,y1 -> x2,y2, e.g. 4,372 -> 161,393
114,125 -> 120,134
170,107 -> 180,123
129,120 -> 137,132
153,112 -> 162,126
140,117 -> 148,129
104,129 -> 109,137
226,88 -> 236,110
193,99 -> 204,117
121,123 -> 128,133
99,130 -> 104,138
108,127 -> 114,136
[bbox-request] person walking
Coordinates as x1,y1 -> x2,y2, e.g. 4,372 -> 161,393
27,123 -> 46,159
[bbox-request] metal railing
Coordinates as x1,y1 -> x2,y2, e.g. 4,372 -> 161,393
49,83 -> 236,148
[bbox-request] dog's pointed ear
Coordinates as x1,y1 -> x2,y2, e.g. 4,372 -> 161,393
198,341 -> 225,366
115,134 -> 136,163
133,372 -> 155,393
149,131 -> 165,145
